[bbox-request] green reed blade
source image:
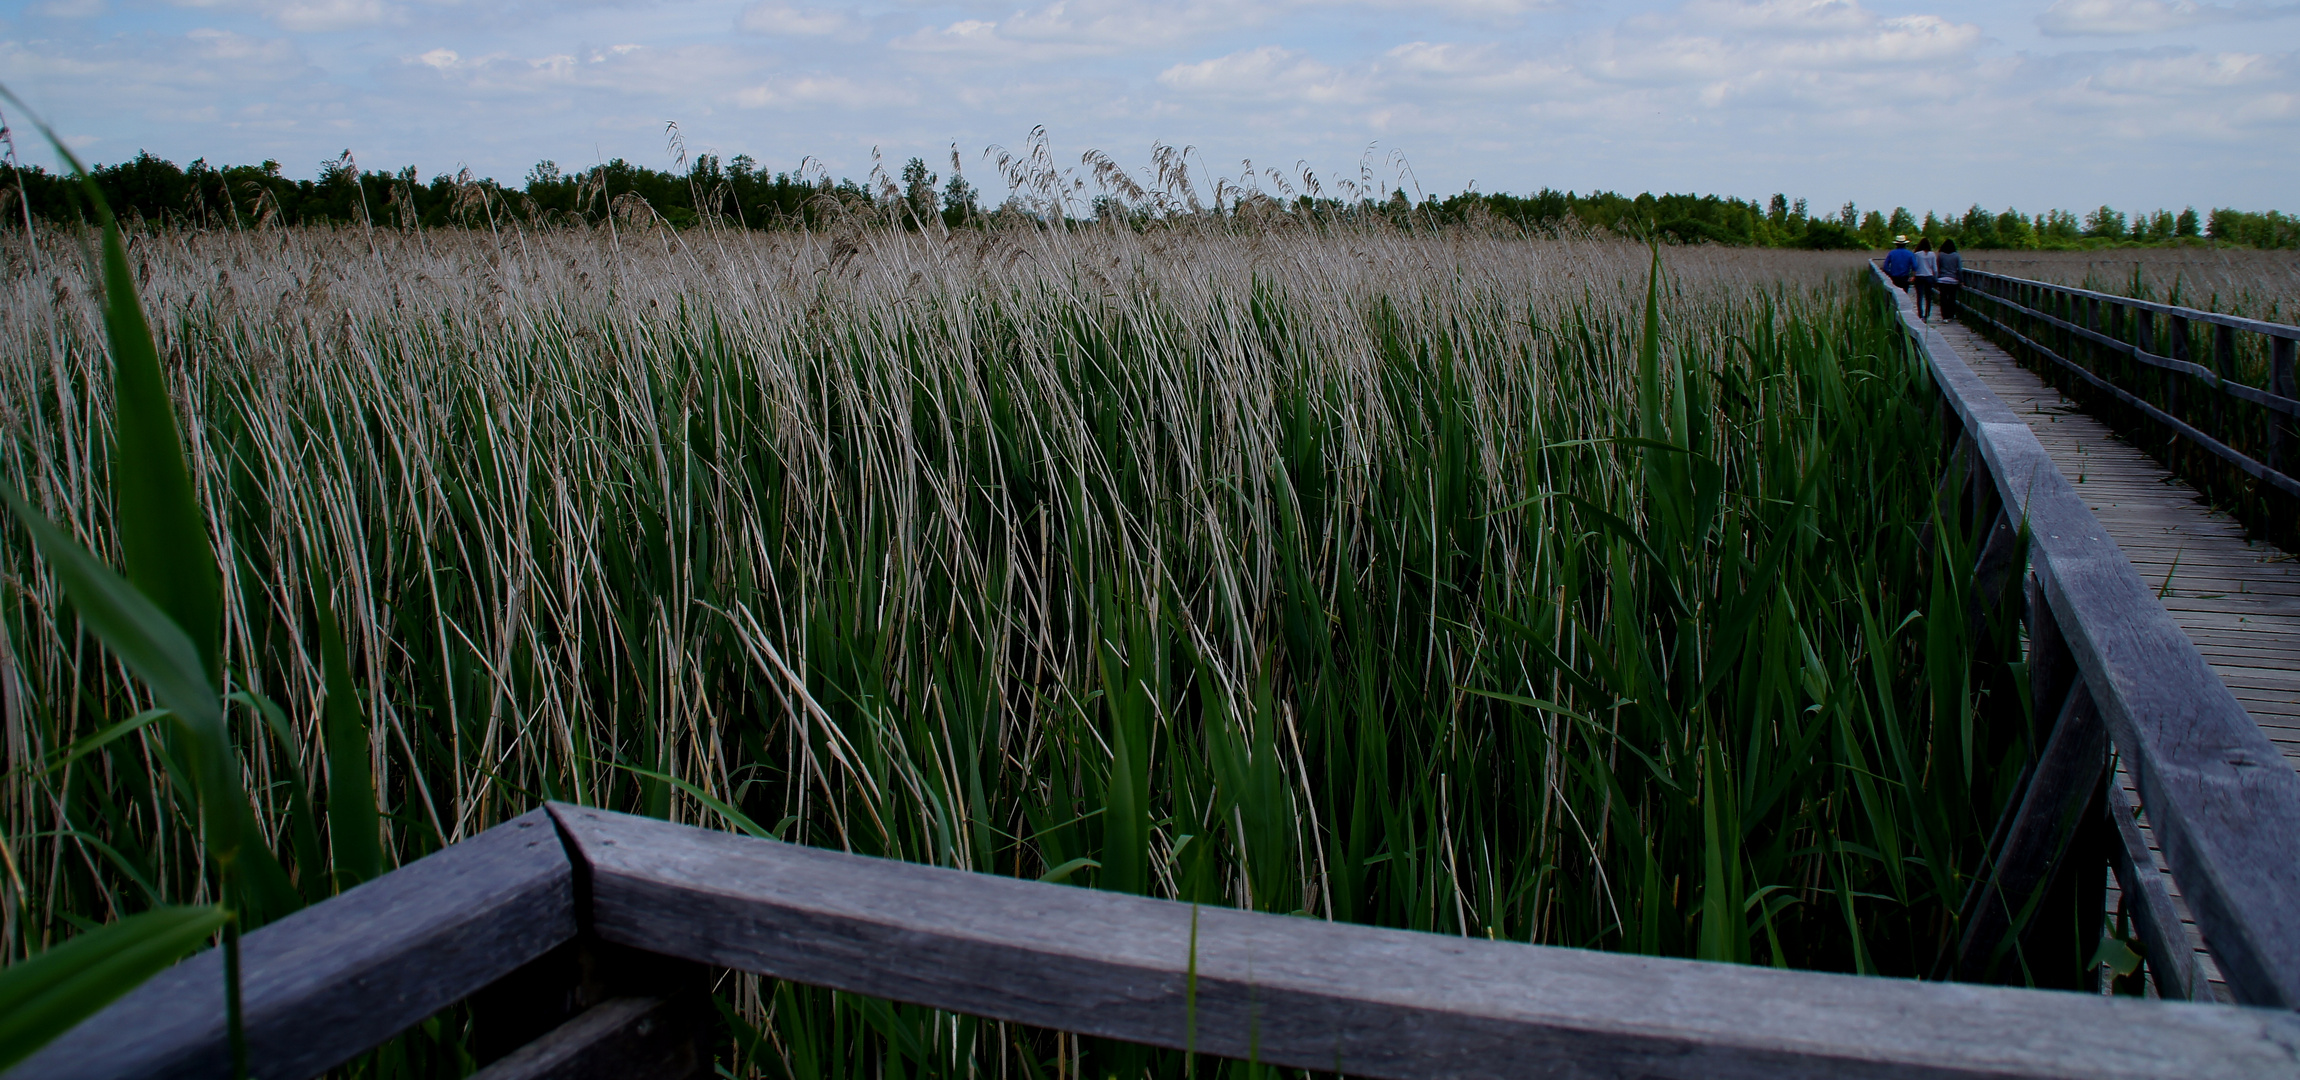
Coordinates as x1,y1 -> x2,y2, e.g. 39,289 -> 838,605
315,584 -> 385,888
0,904 -> 229,1073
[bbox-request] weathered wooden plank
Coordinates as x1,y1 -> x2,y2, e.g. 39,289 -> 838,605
2108,781 -> 2210,1002
1954,685 -> 2110,983
12,808 -> 577,1080
1878,264 -> 2300,1008
468,996 -> 706,1080
1966,288 -> 2300,418
554,803 -> 2300,1080
1960,269 -> 2300,344
1962,304 -> 2300,498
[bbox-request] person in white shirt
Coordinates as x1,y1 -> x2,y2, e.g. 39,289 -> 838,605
1911,238 -> 1939,319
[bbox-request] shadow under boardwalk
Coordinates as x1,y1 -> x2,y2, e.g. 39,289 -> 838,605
1931,316 -> 2300,1001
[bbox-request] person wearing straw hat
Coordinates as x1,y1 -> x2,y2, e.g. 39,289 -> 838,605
1881,235 -> 1916,291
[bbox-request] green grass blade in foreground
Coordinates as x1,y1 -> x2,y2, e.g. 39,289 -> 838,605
43,707 -> 171,775
315,583 -> 385,887
0,489 -> 227,770
100,217 -> 221,682
0,904 -> 229,1073
607,760 -> 777,841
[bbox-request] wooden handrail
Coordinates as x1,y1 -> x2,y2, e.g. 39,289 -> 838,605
12,808 -> 575,1080
19,797 -> 2300,1079
554,803 -> 2300,1080
1960,268 -> 2300,341
1955,268 -> 2300,493
1872,261 -> 2300,1008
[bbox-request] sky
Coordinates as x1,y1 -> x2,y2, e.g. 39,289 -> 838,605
0,0 -> 2293,218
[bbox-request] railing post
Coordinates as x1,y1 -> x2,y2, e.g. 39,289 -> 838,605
2211,323 -> 2235,446
2136,308 -> 2157,417
2273,336 -> 2297,476
2169,314 -> 2191,422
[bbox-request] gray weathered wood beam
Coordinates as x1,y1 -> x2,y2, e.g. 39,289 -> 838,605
553,803 -> 2300,1080
1875,264 -> 2300,1009
11,808 -> 577,1080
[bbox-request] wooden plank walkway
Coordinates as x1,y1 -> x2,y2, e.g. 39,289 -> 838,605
1932,317 -> 2300,1002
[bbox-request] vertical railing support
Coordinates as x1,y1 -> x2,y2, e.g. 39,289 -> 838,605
2168,314 -> 2191,422
2212,323 -> 2236,445
2272,336 -> 2297,476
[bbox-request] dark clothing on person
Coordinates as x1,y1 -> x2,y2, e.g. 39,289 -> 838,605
1912,250 -> 1937,317
1935,251 -> 1964,320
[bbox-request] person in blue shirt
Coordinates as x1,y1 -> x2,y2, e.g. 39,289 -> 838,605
1881,236 -> 1916,290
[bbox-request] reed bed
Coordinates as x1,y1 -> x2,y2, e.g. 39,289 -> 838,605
1961,248 -> 2300,323
0,219 -> 2010,1078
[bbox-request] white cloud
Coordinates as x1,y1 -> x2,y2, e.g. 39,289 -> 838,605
2037,0 -> 2300,36
274,0 -> 395,31
735,76 -> 913,109
159,0 -> 399,30
2038,0 -> 2214,36
2,0 -> 2294,214
1157,45 -> 1359,103
738,4 -> 858,38
29,0 -> 109,18
894,0 -> 1265,60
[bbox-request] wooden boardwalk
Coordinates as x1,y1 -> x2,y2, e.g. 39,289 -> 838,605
1933,317 -> 2300,1001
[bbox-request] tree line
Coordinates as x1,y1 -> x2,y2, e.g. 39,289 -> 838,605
2,148 -> 2292,250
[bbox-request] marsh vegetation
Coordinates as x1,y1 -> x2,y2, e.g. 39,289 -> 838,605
0,214 -> 2024,1077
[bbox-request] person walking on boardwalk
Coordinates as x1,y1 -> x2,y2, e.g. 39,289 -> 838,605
1934,239 -> 1963,321
1911,238 -> 1938,319
1882,236 -> 1916,291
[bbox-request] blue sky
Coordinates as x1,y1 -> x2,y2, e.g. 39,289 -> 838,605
1,0 -> 2293,217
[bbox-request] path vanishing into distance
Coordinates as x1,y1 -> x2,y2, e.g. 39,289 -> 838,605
1934,317 -> 2300,1003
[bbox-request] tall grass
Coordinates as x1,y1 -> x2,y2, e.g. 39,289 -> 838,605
0,217 -> 2009,1076
1961,248 -> 2300,323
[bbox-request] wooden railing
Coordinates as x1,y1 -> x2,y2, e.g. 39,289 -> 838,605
12,271 -> 2300,1080
1872,261 -> 2300,1011
14,801 -> 2299,1080
1956,267 -> 2300,499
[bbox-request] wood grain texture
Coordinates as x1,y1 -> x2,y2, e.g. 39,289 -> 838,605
1874,265 -> 2300,1009
468,996 -> 705,1080
2109,781 -> 2210,1002
554,804 -> 2300,1080
1961,270 -> 2300,343
1959,299 -> 2300,498
9,808 -> 577,1080
1955,686 -> 2110,983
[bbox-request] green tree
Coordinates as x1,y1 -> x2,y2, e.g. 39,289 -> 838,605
900,156 -> 937,229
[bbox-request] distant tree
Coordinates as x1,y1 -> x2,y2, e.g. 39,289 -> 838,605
1960,203 -> 1994,245
1767,193 -> 1788,224
1839,200 -> 1858,229
943,172 -> 977,226
1994,209 -> 2034,248
1886,206 -> 1916,238
2083,205 -> 2125,238
900,157 -> 937,228
2175,207 -> 2200,237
